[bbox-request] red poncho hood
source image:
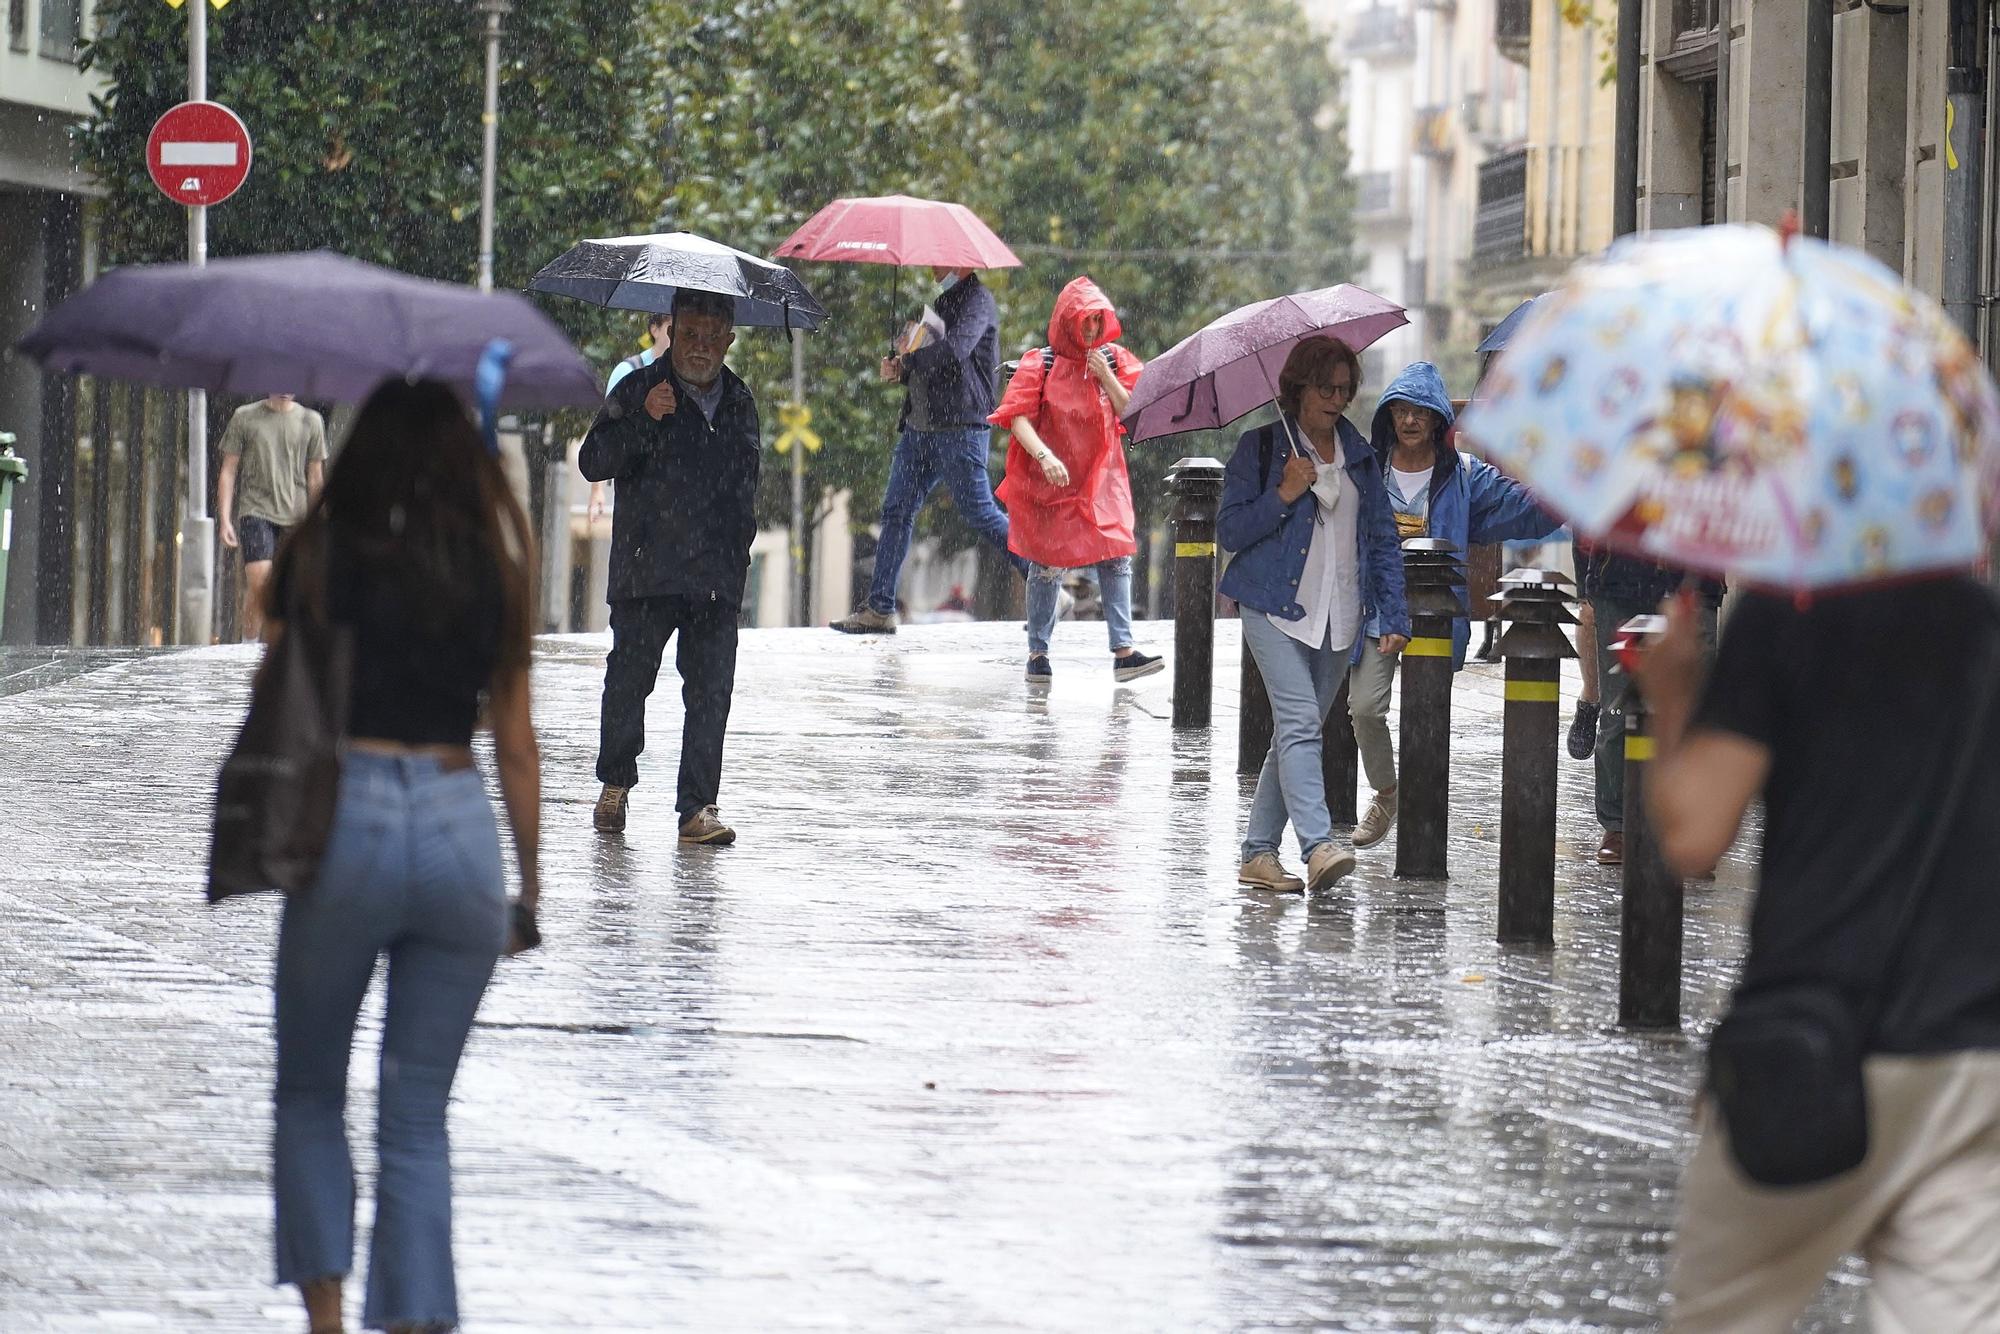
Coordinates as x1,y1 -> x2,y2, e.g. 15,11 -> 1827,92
991,277 -> 1143,569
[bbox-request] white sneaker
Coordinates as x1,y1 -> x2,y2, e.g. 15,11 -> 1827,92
1354,788 -> 1399,849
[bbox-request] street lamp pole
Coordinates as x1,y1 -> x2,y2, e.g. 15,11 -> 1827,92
476,0 -> 509,293
179,0 -> 213,645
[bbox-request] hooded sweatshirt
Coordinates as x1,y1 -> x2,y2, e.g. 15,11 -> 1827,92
1365,361 -> 1561,664
990,276 -> 1144,569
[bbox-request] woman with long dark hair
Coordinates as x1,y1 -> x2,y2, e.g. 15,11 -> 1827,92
263,379 -> 540,1334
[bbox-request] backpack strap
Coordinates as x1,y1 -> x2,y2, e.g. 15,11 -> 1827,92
1257,420 -> 1280,492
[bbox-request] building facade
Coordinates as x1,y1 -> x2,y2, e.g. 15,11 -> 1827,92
2,0 -> 102,643
1634,0 -> 1998,363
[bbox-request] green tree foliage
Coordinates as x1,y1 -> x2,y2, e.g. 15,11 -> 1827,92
79,0 -> 648,360
640,0 -> 978,530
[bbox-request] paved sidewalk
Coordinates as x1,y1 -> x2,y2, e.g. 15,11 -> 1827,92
0,621 -> 1864,1331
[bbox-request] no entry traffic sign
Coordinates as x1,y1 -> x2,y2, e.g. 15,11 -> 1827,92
146,101 -> 252,207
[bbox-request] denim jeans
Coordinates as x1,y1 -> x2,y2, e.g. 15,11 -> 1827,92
1241,608 -> 1355,863
274,751 -> 507,1330
868,427 -> 1027,615
1027,557 -> 1134,655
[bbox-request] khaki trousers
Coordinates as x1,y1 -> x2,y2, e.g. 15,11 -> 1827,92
1669,1051 -> 2000,1333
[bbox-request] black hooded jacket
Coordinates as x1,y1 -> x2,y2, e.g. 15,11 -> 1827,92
579,355 -> 762,607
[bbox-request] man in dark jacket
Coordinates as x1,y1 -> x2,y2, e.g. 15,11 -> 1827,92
830,267 -> 1026,633
1581,547 -> 1722,864
580,289 -> 759,844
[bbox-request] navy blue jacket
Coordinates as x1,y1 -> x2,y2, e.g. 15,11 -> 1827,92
1369,361 -> 1562,667
898,274 -> 999,431
1217,415 -> 1410,642
579,357 -> 762,607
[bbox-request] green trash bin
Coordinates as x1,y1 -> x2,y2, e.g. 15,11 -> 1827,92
0,436 -> 26,641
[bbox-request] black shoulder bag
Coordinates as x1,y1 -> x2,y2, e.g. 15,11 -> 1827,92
205,556 -> 353,902
1705,627 -> 1999,1187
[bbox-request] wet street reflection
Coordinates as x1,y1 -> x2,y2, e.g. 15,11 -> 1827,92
0,624 -> 1864,1330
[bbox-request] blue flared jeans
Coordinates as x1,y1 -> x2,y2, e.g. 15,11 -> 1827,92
273,750 -> 507,1330
1240,608 -> 1356,864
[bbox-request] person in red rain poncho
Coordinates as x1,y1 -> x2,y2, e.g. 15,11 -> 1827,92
991,276 -> 1165,687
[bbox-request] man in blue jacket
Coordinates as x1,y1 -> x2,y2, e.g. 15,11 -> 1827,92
581,289 -> 759,846
1349,362 -> 1563,850
831,267 -> 1027,633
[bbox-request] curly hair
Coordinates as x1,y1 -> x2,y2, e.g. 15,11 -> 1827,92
1276,336 -> 1362,420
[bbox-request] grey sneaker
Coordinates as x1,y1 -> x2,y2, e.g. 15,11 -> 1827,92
830,606 -> 897,634
1237,851 -> 1305,893
593,784 -> 629,834
1353,787 -> 1398,849
1306,842 -> 1357,891
678,805 -> 736,845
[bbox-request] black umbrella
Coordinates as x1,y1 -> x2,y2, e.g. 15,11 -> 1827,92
13,250 -> 602,409
529,232 -> 827,330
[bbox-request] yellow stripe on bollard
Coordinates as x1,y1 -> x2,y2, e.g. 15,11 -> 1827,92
1503,679 -> 1560,702
1625,735 -> 1656,761
1404,637 -> 1454,657
1175,541 -> 1216,558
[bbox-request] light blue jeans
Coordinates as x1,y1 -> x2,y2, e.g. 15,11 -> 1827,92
1027,556 -> 1134,655
274,751 -> 507,1330
1240,608 -> 1355,863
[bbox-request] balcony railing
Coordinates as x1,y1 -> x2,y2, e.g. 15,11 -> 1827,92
1347,6 -> 1416,61
1474,148 -> 1529,269
1354,170 -> 1406,222
1495,0 -> 1531,64
1414,106 -> 1454,159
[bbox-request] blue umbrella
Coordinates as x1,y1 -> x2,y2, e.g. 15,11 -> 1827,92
14,250 -> 602,409
1476,293 -> 1553,355
529,232 -> 826,330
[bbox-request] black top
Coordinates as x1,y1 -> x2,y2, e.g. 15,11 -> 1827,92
278,527 -> 503,746
1694,577 -> 2000,1054
577,359 -> 762,606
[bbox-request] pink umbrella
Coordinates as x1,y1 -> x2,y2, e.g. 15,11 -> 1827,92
1123,284 -> 1408,443
775,194 -> 1022,269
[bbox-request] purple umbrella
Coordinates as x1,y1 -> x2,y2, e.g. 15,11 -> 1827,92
1123,284 -> 1408,443
14,250 -> 602,410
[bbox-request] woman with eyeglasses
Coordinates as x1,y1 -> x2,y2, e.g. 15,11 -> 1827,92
1346,361 -> 1562,853
1217,336 -> 1408,894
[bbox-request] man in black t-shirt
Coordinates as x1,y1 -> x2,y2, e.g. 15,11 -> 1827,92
1634,576 -> 2000,1331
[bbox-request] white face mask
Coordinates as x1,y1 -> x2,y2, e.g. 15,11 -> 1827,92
938,272 -> 961,292
1310,459 -> 1343,514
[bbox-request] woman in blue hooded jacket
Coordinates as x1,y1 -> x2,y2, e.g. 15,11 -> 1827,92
1348,361 -> 1562,851
1217,337 -> 1409,894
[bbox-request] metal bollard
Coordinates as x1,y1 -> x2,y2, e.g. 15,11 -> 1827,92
1493,569 -> 1579,944
1616,614 -> 1683,1030
1395,539 -> 1467,880
1239,651 -> 1274,774
1167,458 -> 1225,730
1322,674 -> 1359,826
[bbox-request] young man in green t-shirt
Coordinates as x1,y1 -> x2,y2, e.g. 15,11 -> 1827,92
217,394 -> 327,641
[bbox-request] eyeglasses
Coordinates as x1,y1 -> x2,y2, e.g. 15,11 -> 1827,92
1312,380 -> 1356,397
676,326 -> 734,351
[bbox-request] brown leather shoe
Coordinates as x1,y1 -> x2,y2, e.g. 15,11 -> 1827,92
678,805 -> 736,846
1595,830 -> 1625,866
593,784 -> 629,834
1237,852 -> 1305,893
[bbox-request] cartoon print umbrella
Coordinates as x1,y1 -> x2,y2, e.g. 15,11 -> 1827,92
1456,223 -> 2000,591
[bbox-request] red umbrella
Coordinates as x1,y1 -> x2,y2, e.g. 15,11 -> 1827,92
775,195 -> 1022,269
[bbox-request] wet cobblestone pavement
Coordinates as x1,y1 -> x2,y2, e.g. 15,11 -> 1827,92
1,621 -> 1866,1331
